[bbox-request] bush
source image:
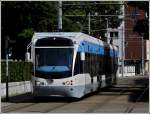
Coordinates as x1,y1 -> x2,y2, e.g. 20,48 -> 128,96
1,60 -> 32,82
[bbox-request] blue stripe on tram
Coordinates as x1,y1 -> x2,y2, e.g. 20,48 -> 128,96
77,41 -> 118,58
77,41 -> 104,55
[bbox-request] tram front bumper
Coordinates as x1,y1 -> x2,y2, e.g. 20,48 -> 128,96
33,85 -> 85,98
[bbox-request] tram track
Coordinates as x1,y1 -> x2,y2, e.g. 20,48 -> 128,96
3,86 -> 127,113
2,99 -> 70,113
46,85 -> 132,113
85,85 -> 133,113
17,103 -> 68,113
124,85 -> 149,113
2,96 -> 78,113
44,85 -> 136,113
2,103 -> 36,113
2,76 -> 148,113
42,102 -> 71,113
2,85 -> 146,113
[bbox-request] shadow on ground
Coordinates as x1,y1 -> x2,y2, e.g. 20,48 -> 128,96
2,76 -> 149,103
1,93 -> 80,103
96,76 -> 149,103
128,76 -> 149,102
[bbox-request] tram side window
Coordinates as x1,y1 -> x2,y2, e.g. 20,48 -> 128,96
105,49 -> 112,74
110,57 -> 113,74
84,53 -> 87,72
104,47 -> 109,74
84,52 -> 107,76
74,53 -> 81,75
94,54 -> 100,76
94,54 -> 97,76
88,53 -> 92,76
90,54 -> 93,76
99,55 -> 102,75
85,53 -> 91,73
114,57 -> 118,74
95,54 -> 98,75
99,55 -> 101,74
85,53 -> 100,76
107,56 -> 111,74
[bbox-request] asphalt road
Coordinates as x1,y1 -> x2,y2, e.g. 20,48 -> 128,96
1,75 -> 149,113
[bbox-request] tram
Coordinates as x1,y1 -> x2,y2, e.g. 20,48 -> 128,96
27,32 -> 118,98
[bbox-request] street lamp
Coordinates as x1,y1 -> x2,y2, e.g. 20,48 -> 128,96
105,18 -> 109,41
77,21 -> 83,32
5,36 -> 16,102
5,36 -> 9,102
88,12 -> 91,35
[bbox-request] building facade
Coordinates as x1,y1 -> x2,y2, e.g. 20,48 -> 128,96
107,2 -> 149,75
125,3 -> 149,74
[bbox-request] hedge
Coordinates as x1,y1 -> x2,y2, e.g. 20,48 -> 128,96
1,60 -> 32,83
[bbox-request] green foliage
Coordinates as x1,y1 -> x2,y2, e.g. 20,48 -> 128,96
2,1 -> 122,40
63,17 -> 80,32
2,1 -> 58,39
18,28 -> 34,39
1,61 -> 32,82
128,1 -> 149,40
1,1 -> 59,59
1,1 -> 122,60
133,19 -> 149,39
63,1 -> 122,40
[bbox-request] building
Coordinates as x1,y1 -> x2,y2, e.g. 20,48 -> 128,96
124,3 -> 149,75
107,2 -> 149,76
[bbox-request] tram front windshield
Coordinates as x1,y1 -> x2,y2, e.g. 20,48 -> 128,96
35,48 -> 73,78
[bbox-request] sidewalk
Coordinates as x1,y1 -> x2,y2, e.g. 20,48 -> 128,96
117,74 -> 149,86
1,81 -> 31,98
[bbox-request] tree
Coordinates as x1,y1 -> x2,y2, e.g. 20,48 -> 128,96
128,1 -> 149,40
63,1 -> 122,39
133,19 -> 149,39
2,1 -> 58,59
2,1 -> 58,39
2,1 -> 122,60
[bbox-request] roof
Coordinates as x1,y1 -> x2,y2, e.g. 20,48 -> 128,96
32,32 -> 104,45
32,32 -> 118,51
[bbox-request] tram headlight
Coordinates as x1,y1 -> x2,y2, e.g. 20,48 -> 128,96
35,80 -> 45,85
62,80 -> 73,85
66,81 -> 71,85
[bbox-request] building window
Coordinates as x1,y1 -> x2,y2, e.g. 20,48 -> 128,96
110,32 -> 118,39
114,32 -> 118,38
110,32 -> 114,38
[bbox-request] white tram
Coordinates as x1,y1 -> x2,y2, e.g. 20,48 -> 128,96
28,32 -> 118,98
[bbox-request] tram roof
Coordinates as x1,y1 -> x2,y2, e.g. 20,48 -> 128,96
33,32 -> 103,45
32,32 -> 118,50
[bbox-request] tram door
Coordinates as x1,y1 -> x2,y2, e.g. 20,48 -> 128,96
80,52 -> 90,93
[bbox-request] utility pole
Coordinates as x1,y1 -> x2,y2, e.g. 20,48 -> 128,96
5,36 -> 15,102
121,2 -> 125,77
141,36 -> 144,75
88,12 -> 91,35
5,36 -> 9,102
141,9 -> 148,76
58,1 -> 62,31
106,18 -> 109,42
77,22 -> 83,32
